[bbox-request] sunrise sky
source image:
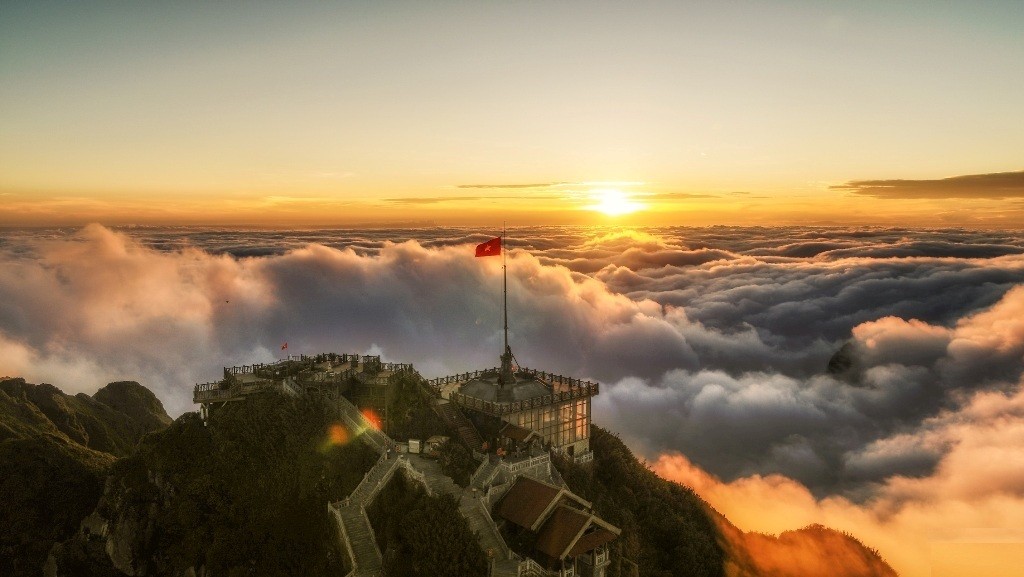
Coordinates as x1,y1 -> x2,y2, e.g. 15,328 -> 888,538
3,5 -> 1024,575
1,1 -> 1022,227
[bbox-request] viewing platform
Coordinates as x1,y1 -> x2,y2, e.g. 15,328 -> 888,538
192,352 -> 414,408
426,366 -> 599,415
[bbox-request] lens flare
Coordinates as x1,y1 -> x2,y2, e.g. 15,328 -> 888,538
320,421 -> 351,452
329,423 -> 349,444
361,408 -> 382,430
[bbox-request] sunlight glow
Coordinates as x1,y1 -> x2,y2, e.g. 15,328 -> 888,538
589,189 -> 644,216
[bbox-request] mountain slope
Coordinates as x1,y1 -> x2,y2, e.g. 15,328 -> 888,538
555,426 -> 897,577
0,378 -> 172,577
4,378 -> 896,577
47,393 -> 380,577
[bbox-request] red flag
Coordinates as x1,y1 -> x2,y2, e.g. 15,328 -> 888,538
281,342 -> 288,350
475,236 -> 501,257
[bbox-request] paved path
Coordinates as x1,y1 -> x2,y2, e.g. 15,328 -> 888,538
405,454 -> 519,577
331,393 -> 517,577
331,395 -> 395,576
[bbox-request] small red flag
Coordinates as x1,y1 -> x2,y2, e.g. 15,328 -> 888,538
281,342 -> 288,350
475,236 -> 502,257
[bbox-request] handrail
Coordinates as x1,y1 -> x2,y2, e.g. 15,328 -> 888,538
448,382 -> 598,416
426,366 -> 599,402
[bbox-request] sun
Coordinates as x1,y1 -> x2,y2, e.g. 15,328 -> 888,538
589,189 -> 643,216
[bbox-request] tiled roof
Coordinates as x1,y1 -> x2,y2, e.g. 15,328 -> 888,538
566,526 -> 618,557
495,475 -> 616,560
499,422 -> 538,442
495,476 -> 561,530
534,505 -> 621,559
534,505 -> 591,559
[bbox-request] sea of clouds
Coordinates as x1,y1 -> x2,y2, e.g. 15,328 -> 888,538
2,223 -> 1023,576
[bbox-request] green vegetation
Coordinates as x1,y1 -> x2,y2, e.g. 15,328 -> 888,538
89,393 -> 379,576
1,378 -> 170,458
381,373 -> 449,440
3,374 -> 896,577
437,438 -> 478,487
0,377 -> 169,577
367,472 -> 488,577
554,425 -> 727,577
0,435 -> 114,577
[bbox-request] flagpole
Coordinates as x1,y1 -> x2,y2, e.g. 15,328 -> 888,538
503,221 -> 508,356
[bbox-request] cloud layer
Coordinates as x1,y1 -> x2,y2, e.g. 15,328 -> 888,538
1,224 -> 1023,576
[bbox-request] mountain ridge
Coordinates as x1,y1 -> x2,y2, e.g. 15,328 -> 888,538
1,377 -> 896,577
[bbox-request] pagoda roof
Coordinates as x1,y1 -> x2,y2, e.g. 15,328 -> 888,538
535,505 -> 620,560
495,476 -> 590,532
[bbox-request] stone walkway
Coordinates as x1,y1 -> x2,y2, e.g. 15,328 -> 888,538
404,454 -> 519,577
330,393 -> 522,577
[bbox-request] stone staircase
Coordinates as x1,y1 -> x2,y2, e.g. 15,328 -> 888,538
331,455 -> 405,576
432,399 -> 484,452
331,502 -> 382,577
330,393 -> 519,577
406,455 -> 518,577
470,455 -> 503,489
335,394 -> 390,455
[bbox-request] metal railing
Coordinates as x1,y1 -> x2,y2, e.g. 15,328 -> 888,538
427,366 -> 599,395
425,368 -> 499,391
449,383 -> 598,416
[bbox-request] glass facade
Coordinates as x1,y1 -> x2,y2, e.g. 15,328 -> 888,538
508,397 -> 590,449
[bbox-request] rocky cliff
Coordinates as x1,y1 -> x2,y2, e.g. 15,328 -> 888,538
0,378 -> 172,577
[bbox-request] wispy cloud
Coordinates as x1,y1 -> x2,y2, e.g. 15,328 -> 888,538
832,170 -> 1024,199
640,192 -> 719,200
456,182 -> 566,189
384,195 -> 561,205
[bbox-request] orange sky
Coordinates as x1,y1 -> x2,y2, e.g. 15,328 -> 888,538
2,3 -> 1022,227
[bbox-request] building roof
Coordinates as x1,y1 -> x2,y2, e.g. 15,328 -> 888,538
459,373 -> 552,403
499,422 -> 539,443
495,476 -> 591,532
535,505 -> 621,560
566,526 -> 619,558
534,505 -> 592,559
495,476 -> 561,530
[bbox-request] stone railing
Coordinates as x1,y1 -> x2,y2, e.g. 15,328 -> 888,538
473,493 -> 512,560
363,455 -> 403,505
194,377 -> 306,403
573,449 -> 594,464
427,366 -> 599,394
195,381 -> 222,392
281,377 -> 303,397
193,383 -> 232,403
517,556 -> 552,577
507,454 -> 550,475
399,459 -> 430,495
484,480 -> 513,509
470,458 -> 498,488
327,502 -> 357,577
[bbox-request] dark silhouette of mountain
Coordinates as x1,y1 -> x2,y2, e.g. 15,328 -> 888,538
2,378 -> 896,577
0,378 -> 172,577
